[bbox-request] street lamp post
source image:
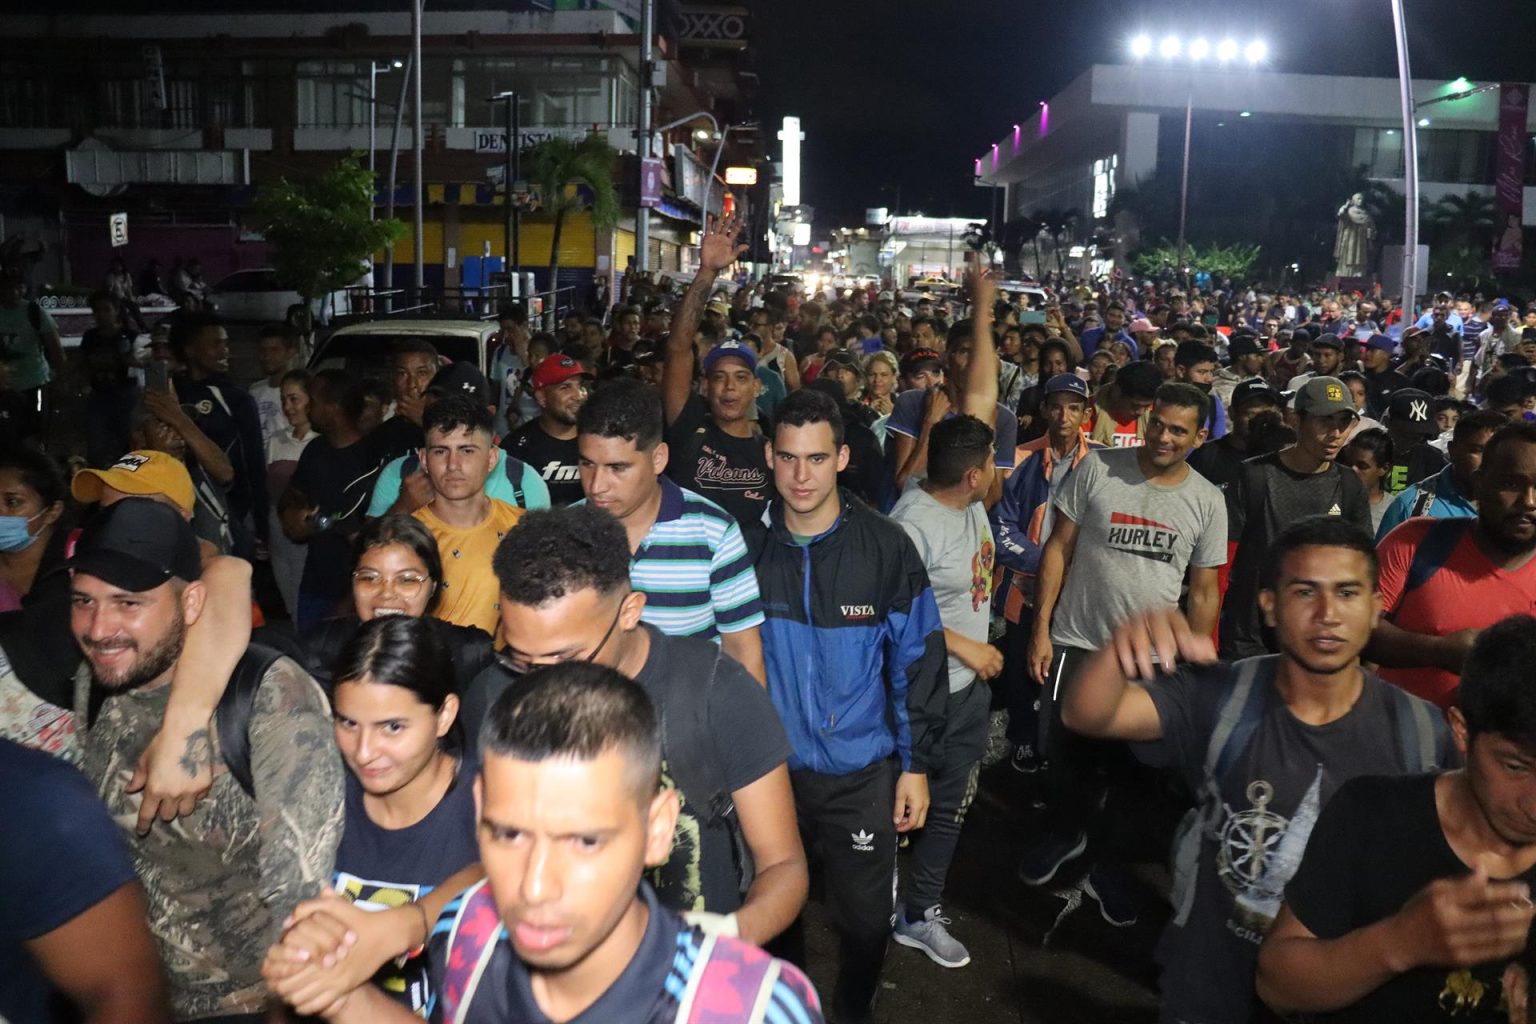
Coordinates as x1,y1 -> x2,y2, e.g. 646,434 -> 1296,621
368,60 -> 403,221
1130,34 -> 1267,283
654,111 -> 751,236
488,92 -> 522,282
1388,0 -> 1419,324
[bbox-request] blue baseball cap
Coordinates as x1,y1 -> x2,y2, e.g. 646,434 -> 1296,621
1044,372 -> 1089,398
702,339 -> 757,374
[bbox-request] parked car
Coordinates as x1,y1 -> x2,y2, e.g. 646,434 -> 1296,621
210,268 -> 353,323
308,318 -> 500,382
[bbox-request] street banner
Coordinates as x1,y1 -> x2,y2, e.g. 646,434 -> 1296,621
1493,83 -> 1528,273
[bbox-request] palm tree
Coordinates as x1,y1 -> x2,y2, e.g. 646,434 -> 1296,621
524,134 -> 620,290
1033,208 -> 1082,274
1426,190 -> 1497,254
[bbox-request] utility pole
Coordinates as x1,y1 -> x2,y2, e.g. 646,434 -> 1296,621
383,51 -> 412,309
411,0 -> 425,296
635,0 -> 654,273
490,92 -> 521,285
1389,0 -> 1419,322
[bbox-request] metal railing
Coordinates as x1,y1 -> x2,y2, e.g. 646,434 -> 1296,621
333,283 -> 578,331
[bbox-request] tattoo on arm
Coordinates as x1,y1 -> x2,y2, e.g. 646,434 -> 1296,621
179,728 -> 212,778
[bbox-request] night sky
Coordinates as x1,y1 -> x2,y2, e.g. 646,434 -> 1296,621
752,0 -> 1536,229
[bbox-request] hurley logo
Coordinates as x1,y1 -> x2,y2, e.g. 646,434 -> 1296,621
112,454 -> 150,472
851,830 -> 875,852
841,604 -> 876,619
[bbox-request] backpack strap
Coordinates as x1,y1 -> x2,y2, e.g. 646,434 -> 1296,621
438,879 -> 503,1024
501,452 -> 527,508
401,449 -> 421,477
1383,682 -> 1441,773
214,644 -> 286,798
658,643 -> 733,828
1170,655 -> 1274,928
1392,517 -> 1472,618
674,932 -> 781,1024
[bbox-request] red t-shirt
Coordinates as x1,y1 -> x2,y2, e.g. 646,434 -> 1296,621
1377,517 -> 1536,708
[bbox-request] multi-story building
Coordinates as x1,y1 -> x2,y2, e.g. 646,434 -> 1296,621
0,1 -> 762,307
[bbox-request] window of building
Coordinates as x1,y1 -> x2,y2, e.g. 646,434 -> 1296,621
449,56 -> 621,128
296,60 -> 369,128
1353,126 -> 1495,185
0,73 -> 52,129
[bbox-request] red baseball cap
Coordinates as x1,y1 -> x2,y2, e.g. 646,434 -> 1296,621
531,353 -> 591,390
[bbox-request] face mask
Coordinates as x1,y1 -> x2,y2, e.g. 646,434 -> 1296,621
0,511 -> 43,553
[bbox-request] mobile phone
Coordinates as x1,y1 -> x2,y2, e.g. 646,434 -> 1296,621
1020,310 -> 1047,325
146,360 -> 170,392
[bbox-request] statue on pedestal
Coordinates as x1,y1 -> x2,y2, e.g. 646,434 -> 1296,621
1334,193 -> 1375,279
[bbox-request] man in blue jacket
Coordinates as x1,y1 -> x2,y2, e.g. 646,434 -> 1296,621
750,387 -> 947,1024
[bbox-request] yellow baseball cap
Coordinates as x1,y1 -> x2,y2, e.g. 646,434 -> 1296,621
72,450 -> 195,517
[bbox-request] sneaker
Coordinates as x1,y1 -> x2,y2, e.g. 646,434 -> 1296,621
893,905 -> 972,968
1017,831 -> 1087,886
1010,743 -> 1042,774
1083,866 -> 1138,927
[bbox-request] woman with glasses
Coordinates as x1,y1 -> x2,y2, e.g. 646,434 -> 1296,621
302,515 -> 495,693
326,614 -> 478,1014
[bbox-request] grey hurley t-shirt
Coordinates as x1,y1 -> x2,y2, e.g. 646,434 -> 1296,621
1049,447 -> 1227,651
890,486 -> 996,692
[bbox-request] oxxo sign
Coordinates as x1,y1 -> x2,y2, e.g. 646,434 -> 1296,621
673,6 -> 749,49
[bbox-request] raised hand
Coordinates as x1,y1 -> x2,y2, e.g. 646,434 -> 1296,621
699,213 -> 748,272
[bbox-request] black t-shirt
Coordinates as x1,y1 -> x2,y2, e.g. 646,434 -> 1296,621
335,757 -> 479,1013
369,413 -> 425,465
1363,367 -> 1409,418
1189,435 -> 1251,495
174,373 -> 266,528
1388,441 -> 1448,497
1138,662 -> 1454,1024
291,436 -> 384,602
1220,453 -> 1372,659
665,395 -> 771,530
505,419 -> 583,506
1286,774 -> 1534,1023
457,625 -> 791,915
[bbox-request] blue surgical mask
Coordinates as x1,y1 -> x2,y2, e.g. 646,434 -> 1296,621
0,512 -> 42,553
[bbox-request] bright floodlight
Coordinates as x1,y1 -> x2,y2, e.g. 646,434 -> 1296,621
1159,35 -> 1182,59
1245,39 -> 1268,64
1418,117 -> 1431,127
1130,34 -> 1153,58
1188,38 -> 1211,61
1216,38 -> 1239,62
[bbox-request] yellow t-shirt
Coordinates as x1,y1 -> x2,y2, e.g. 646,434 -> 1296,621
413,499 -> 524,636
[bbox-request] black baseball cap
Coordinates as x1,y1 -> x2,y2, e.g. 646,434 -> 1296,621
427,361 -> 496,407
1309,333 -> 1344,350
900,348 -> 944,378
1230,378 -> 1284,411
71,497 -> 201,591
1385,388 -> 1440,435
1228,334 -> 1264,358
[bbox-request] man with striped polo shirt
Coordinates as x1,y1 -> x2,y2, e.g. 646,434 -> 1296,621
576,378 -> 767,684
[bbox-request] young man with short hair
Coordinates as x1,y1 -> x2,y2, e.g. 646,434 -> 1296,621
889,414 -> 998,968
1220,377 -> 1372,660
250,323 -> 299,447
70,498 -> 344,1021
296,662 -> 823,1024
1190,379 -> 1285,495
577,378 -> 766,684
1024,383 -> 1227,925
1175,340 -> 1227,439
1258,615 -> 1533,1021
1064,516 -> 1452,1024
458,505 -> 807,943
412,393 -> 525,635
662,217 -> 772,529
751,388 -> 947,1024
369,339 -> 440,462
1086,360 -> 1162,448
503,352 -> 590,506
1367,421 -> 1536,710
487,300 -> 536,434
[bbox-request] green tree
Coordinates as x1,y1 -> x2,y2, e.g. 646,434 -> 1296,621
524,134 -> 620,289
247,155 -> 405,342
1426,190 -> 1497,254
1032,207 -> 1082,274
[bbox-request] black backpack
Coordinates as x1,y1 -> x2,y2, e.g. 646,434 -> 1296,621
652,643 -> 756,897
215,640 -> 303,797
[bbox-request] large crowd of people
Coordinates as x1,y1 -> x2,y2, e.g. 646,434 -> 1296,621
3,211 -> 1536,1024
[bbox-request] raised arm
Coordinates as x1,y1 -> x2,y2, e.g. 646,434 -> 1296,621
960,272 -> 998,426
142,384 -> 235,485
663,213 -> 746,426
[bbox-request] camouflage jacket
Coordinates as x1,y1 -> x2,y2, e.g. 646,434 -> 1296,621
75,655 -> 344,1019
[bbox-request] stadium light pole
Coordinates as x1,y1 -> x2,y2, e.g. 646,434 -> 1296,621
1388,0 -> 1420,324
1129,34 -> 1267,283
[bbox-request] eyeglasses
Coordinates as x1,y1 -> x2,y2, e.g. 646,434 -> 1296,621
496,599 -> 626,676
352,570 -> 433,597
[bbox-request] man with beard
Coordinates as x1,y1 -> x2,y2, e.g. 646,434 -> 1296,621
68,498 -> 343,1022
1064,517 -> 1451,1024
1286,332 -> 1345,391
662,216 -> 772,530
1367,421 -> 1536,710
503,353 -> 591,506
1213,331 -> 1268,410
1220,378 -> 1372,660
1190,379 -> 1286,495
